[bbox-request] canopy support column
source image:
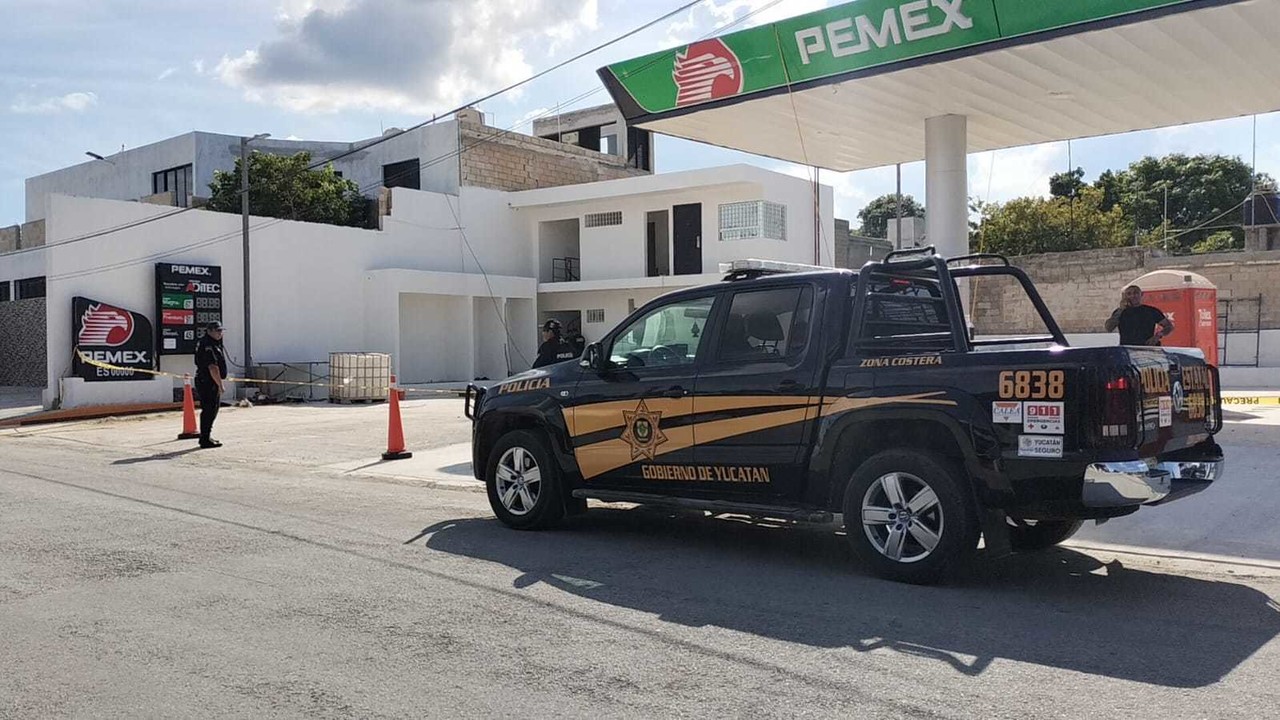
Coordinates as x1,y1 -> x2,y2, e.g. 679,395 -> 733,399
925,114 -> 969,261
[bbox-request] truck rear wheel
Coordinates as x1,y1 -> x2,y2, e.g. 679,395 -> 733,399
1007,518 -> 1083,552
842,450 -> 978,585
486,430 -> 565,530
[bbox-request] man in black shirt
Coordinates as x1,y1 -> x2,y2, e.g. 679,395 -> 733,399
193,321 -> 228,448
1105,285 -> 1175,346
533,319 -> 578,368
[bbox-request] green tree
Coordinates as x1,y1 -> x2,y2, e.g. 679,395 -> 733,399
973,186 -> 1133,256
1191,230 -> 1240,254
1090,154 -> 1268,253
206,151 -> 369,228
857,194 -> 924,238
1049,167 -> 1086,199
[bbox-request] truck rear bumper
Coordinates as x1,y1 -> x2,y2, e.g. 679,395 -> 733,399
1083,455 -> 1224,508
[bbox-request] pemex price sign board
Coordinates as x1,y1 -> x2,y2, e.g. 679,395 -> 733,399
155,263 -> 222,355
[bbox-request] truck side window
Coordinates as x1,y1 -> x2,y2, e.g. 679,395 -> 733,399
608,296 -> 714,368
855,276 -> 955,355
718,286 -> 813,363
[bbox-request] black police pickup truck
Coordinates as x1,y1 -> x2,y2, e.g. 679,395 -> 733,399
465,249 -> 1225,584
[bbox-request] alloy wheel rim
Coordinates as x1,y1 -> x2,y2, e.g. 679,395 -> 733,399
495,446 -> 542,516
861,472 -> 944,564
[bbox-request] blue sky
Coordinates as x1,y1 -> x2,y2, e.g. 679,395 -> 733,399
4,0 -> 1279,229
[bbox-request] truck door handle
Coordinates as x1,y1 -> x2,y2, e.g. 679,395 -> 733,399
661,387 -> 688,398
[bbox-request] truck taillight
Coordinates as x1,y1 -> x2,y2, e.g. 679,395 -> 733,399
1099,370 -> 1136,445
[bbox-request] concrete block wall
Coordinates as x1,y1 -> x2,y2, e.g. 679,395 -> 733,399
0,220 -> 46,254
0,298 -> 47,386
458,120 -> 648,193
973,246 -> 1280,339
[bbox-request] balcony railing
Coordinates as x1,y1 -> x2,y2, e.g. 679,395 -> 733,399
551,257 -> 581,283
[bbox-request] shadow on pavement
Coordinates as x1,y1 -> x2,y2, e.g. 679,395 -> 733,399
111,448 -> 203,465
414,506 -> 1280,689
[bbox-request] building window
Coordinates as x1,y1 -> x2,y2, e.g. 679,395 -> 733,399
585,309 -> 606,324
152,164 -> 193,207
383,159 -> 421,190
0,281 -> 10,302
15,276 -> 45,299
584,211 -> 622,228
718,201 -> 787,241
627,126 -> 652,171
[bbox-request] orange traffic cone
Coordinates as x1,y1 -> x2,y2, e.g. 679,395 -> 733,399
178,375 -> 200,440
382,374 -> 412,460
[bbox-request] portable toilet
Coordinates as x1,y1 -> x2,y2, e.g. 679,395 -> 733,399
1129,269 -> 1218,364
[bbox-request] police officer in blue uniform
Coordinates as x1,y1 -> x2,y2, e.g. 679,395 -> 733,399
193,321 -> 228,448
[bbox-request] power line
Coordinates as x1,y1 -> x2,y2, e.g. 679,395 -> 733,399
300,0 -> 708,172
11,0 -> 711,258
42,0 -> 791,376
43,0 -> 785,282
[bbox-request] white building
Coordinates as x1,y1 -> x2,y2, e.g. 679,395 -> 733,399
25,127 -> 460,223
1,113 -> 835,409
515,165 -> 833,343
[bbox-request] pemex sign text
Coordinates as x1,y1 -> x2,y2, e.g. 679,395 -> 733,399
72,296 -> 155,382
601,0 -> 1204,117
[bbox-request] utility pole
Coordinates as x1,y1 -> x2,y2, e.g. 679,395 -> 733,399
895,163 -> 903,249
1163,184 -> 1169,253
241,133 -> 270,384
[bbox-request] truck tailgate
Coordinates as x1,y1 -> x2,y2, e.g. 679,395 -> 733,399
1128,348 -> 1221,455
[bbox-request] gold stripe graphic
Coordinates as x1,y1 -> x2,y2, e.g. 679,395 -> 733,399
568,395 -> 814,438
573,392 -> 956,479
820,391 -> 957,417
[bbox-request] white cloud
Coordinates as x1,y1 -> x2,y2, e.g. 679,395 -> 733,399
192,59 -> 206,75
10,91 -> 98,115
217,0 -> 600,114
969,143 -> 1067,204
157,67 -> 178,81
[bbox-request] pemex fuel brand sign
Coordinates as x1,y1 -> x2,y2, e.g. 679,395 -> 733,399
72,296 -> 155,382
155,263 -> 222,355
602,0 -> 1201,116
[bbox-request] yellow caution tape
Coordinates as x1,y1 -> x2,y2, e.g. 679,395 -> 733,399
1220,395 -> 1280,407
73,348 -> 462,397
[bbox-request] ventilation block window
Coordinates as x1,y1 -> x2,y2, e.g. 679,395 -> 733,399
584,211 -> 622,228
718,201 -> 787,241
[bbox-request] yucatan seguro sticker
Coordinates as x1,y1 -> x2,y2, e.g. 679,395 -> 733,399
1018,435 -> 1063,458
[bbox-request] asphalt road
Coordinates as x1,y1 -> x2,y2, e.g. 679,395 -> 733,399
2,403 -> 1280,718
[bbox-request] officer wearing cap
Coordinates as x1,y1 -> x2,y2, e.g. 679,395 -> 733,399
533,319 -> 578,368
193,321 -> 228,448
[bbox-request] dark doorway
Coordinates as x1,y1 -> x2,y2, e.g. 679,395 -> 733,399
673,203 -> 702,276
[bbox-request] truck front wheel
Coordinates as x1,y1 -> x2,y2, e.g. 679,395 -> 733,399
842,450 -> 979,585
486,430 -> 565,530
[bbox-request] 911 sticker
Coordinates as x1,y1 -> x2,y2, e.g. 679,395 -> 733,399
992,401 -> 1023,424
1023,402 -> 1064,435
1018,435 -> 1064,458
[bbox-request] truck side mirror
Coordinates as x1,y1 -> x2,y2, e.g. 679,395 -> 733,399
582,342 -> 606,370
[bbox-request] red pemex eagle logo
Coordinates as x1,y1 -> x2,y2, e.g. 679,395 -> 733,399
673,39 -> 743,108
78,303 -> 134,347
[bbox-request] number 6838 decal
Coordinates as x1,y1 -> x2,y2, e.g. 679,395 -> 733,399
998,370 -> 1065,400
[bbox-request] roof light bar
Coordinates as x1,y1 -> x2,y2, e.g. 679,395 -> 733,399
718,258 -> 833,275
